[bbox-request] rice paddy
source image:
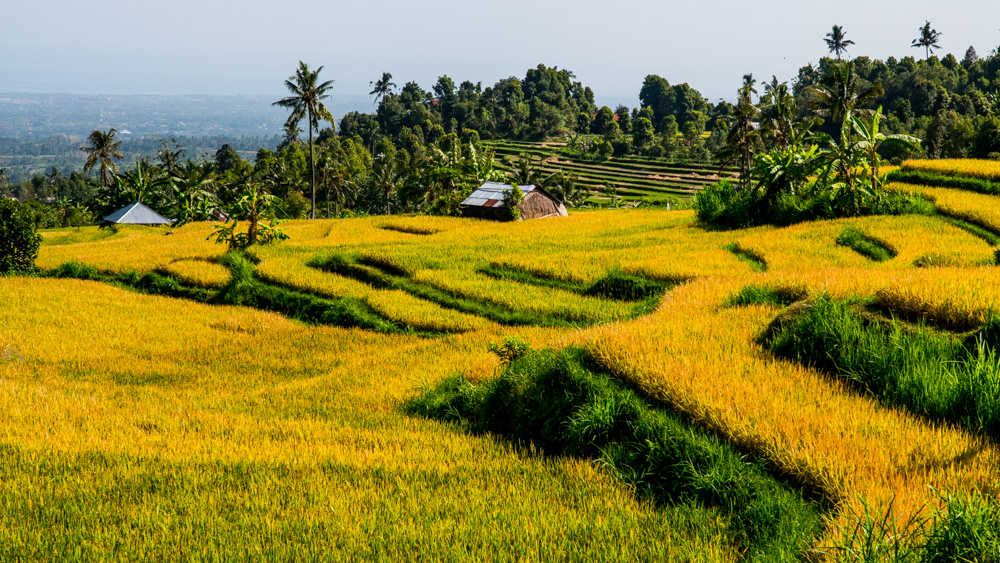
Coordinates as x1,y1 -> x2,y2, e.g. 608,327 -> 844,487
5,159 -> 1000,559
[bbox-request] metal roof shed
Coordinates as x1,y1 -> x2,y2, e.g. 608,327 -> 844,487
460,182 -> 568,221
101,201 -> 172,227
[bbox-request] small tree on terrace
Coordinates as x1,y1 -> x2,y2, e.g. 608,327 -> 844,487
0,198 -> 42,274
209,180 -> 288,249
273,61 -> 336,220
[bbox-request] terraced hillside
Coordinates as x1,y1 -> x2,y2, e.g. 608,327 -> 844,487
487,139 -> 734,203
4,159 -> 1000,560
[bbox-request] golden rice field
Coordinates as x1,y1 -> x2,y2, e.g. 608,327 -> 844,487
4,162 -> 1000,559
901,158 -> 1000,181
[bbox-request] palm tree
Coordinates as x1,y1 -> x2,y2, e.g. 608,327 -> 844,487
719,83 -> 762,190
169,161 -> 217,226
912,21 -> 942,59
80,128 -> 124,187
807,60 -> 884,131
850,107 -> 920,196
760,77 -> 796,149
369,72 -> 396,110
824,24 -> 855,59
370,152 -> 400,215
273,61 -> 336,220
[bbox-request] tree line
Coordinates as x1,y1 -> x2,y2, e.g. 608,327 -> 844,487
3,27 -> 1000,227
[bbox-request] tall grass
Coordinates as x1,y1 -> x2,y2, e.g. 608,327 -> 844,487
766,295 -> 1000,440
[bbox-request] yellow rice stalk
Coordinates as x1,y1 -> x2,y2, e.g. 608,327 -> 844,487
890,182 -> 1000,234
586,274 -> 1000,546
902,158 -> 1000,181
157,258 -> 231,288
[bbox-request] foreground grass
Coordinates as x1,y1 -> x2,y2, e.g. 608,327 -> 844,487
0,277 -> 730,561
408,346 -> 824,562
16,177 -> 1000,558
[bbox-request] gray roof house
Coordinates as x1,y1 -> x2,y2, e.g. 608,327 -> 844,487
101,202 -> 172,227
460,182 -> 568,221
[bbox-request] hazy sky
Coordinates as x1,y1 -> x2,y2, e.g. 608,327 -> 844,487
3,0 -> 998,106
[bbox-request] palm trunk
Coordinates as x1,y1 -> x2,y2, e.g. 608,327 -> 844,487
308,114 -> 316,220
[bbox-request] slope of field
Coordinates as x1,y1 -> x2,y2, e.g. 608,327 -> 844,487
5,161 -> 1000,558
486,139 -> 734,203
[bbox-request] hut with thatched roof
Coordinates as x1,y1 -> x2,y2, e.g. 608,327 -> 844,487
460,182 -> 568,221
101,201 -> 172,227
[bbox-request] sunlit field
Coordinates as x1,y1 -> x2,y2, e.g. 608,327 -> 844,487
5,159 -> 1000,559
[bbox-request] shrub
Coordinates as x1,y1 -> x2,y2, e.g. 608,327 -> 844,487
694,180 -> 759,228
502,184 -> 524,221
0,198 -> 43,274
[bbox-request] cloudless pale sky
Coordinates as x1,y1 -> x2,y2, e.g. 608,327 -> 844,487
2,0 -> 998,106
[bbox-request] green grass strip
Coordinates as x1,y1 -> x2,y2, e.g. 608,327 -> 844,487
309,254 -> 578,327
46,255 -> 413,335
888,169 -> 1000,195
724,243 -> 767,272
765,295 -> 1000,440
835,227 -> 897,262
726,284 -> 808,308
406,346 -> 825,562
480,264 -> 676,302
937,214 -> 1000,247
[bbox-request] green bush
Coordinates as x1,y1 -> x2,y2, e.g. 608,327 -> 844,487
694,180 -> 759,228
767,295 -> 1000,439
0,198 -> 43,274
696,179 -> 935,229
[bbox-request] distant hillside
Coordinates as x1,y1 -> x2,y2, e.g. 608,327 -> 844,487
0,92 -> 370,138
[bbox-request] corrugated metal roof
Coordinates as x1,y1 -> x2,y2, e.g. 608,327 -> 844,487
460,182 -> 537,208
102,201 -> 172,225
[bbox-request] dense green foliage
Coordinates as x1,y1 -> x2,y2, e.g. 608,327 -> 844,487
694,179 -> 935,228
6,45 -> 1000,225
794,53 -> 1000,160
0,198 -> 42,273
407,346 -> 825,561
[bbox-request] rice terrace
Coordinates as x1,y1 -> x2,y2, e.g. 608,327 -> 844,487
6,11 -> 1000,562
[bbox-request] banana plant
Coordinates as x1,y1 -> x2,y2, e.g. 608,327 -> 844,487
849,106 -> 921,196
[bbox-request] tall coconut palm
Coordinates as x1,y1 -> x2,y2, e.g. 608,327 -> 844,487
370,152 -> 400,215
912,21 -> 942,59
718,83 -> 762,190
369,72 -> 396,110
273,61 -> 335,219
824,24 -> 855,59
80,128 -> 124,187
807,60 -> 884,132
760,77 -> 796,149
